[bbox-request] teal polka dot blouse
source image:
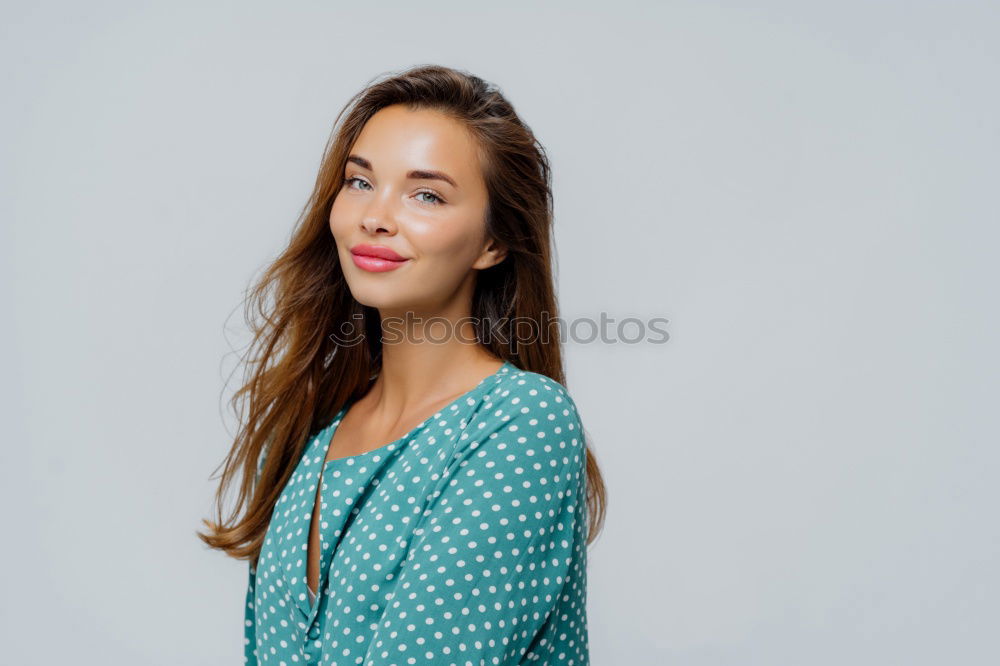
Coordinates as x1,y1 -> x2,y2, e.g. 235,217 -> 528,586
244,360 -> 591,665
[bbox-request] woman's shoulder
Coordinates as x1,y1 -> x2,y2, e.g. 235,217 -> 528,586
488,363 -> 582,413
470,362 -> 587,456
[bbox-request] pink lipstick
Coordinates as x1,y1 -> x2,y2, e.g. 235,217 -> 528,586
350,244 -> 410,272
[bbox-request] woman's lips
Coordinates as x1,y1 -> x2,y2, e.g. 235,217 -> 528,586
350,253 -> 410,272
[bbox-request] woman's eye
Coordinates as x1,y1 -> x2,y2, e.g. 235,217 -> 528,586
416,191 -> 444,205
344,176 -> 371,191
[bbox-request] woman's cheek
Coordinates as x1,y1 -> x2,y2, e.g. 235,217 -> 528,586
409,217 -> 475,257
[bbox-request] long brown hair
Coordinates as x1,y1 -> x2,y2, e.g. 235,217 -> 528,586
198,64 -> 607,565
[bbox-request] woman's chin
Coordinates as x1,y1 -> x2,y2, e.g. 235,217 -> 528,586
347,286 -> 413,313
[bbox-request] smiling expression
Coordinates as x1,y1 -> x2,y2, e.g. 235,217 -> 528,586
330,104 -> 505,315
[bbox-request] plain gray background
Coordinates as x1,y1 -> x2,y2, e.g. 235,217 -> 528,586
2,1 -> 998,664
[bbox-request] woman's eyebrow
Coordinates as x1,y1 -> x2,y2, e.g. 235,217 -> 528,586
346,154 -> 458,189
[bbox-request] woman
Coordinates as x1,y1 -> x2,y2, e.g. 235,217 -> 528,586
200,64 -> 606,665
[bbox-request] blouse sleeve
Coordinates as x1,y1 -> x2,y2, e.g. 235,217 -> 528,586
363,391 -> 588,666
245,444 -> 269,665
244,561 -> 258,665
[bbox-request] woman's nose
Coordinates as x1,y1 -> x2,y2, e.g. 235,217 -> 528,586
360,192 -> 397,234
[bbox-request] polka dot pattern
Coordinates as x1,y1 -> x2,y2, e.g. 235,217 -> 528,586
243,361 -> 590,665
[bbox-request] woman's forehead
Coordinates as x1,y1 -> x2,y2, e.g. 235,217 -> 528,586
351,106 -> 482,182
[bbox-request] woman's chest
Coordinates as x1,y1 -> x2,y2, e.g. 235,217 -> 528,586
258,435 -> 454,610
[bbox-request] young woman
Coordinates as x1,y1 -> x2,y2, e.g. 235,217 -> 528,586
200,64 -> 606,666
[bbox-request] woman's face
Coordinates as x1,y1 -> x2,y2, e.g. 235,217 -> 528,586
330,104 -> 504,316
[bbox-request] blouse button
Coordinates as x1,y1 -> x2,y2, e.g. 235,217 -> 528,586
308,626 -> 320,640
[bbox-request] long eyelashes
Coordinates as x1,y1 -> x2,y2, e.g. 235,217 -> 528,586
343,176 -> 446,206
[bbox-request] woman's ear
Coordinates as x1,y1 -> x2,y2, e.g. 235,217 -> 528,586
474,239 -> 508,270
